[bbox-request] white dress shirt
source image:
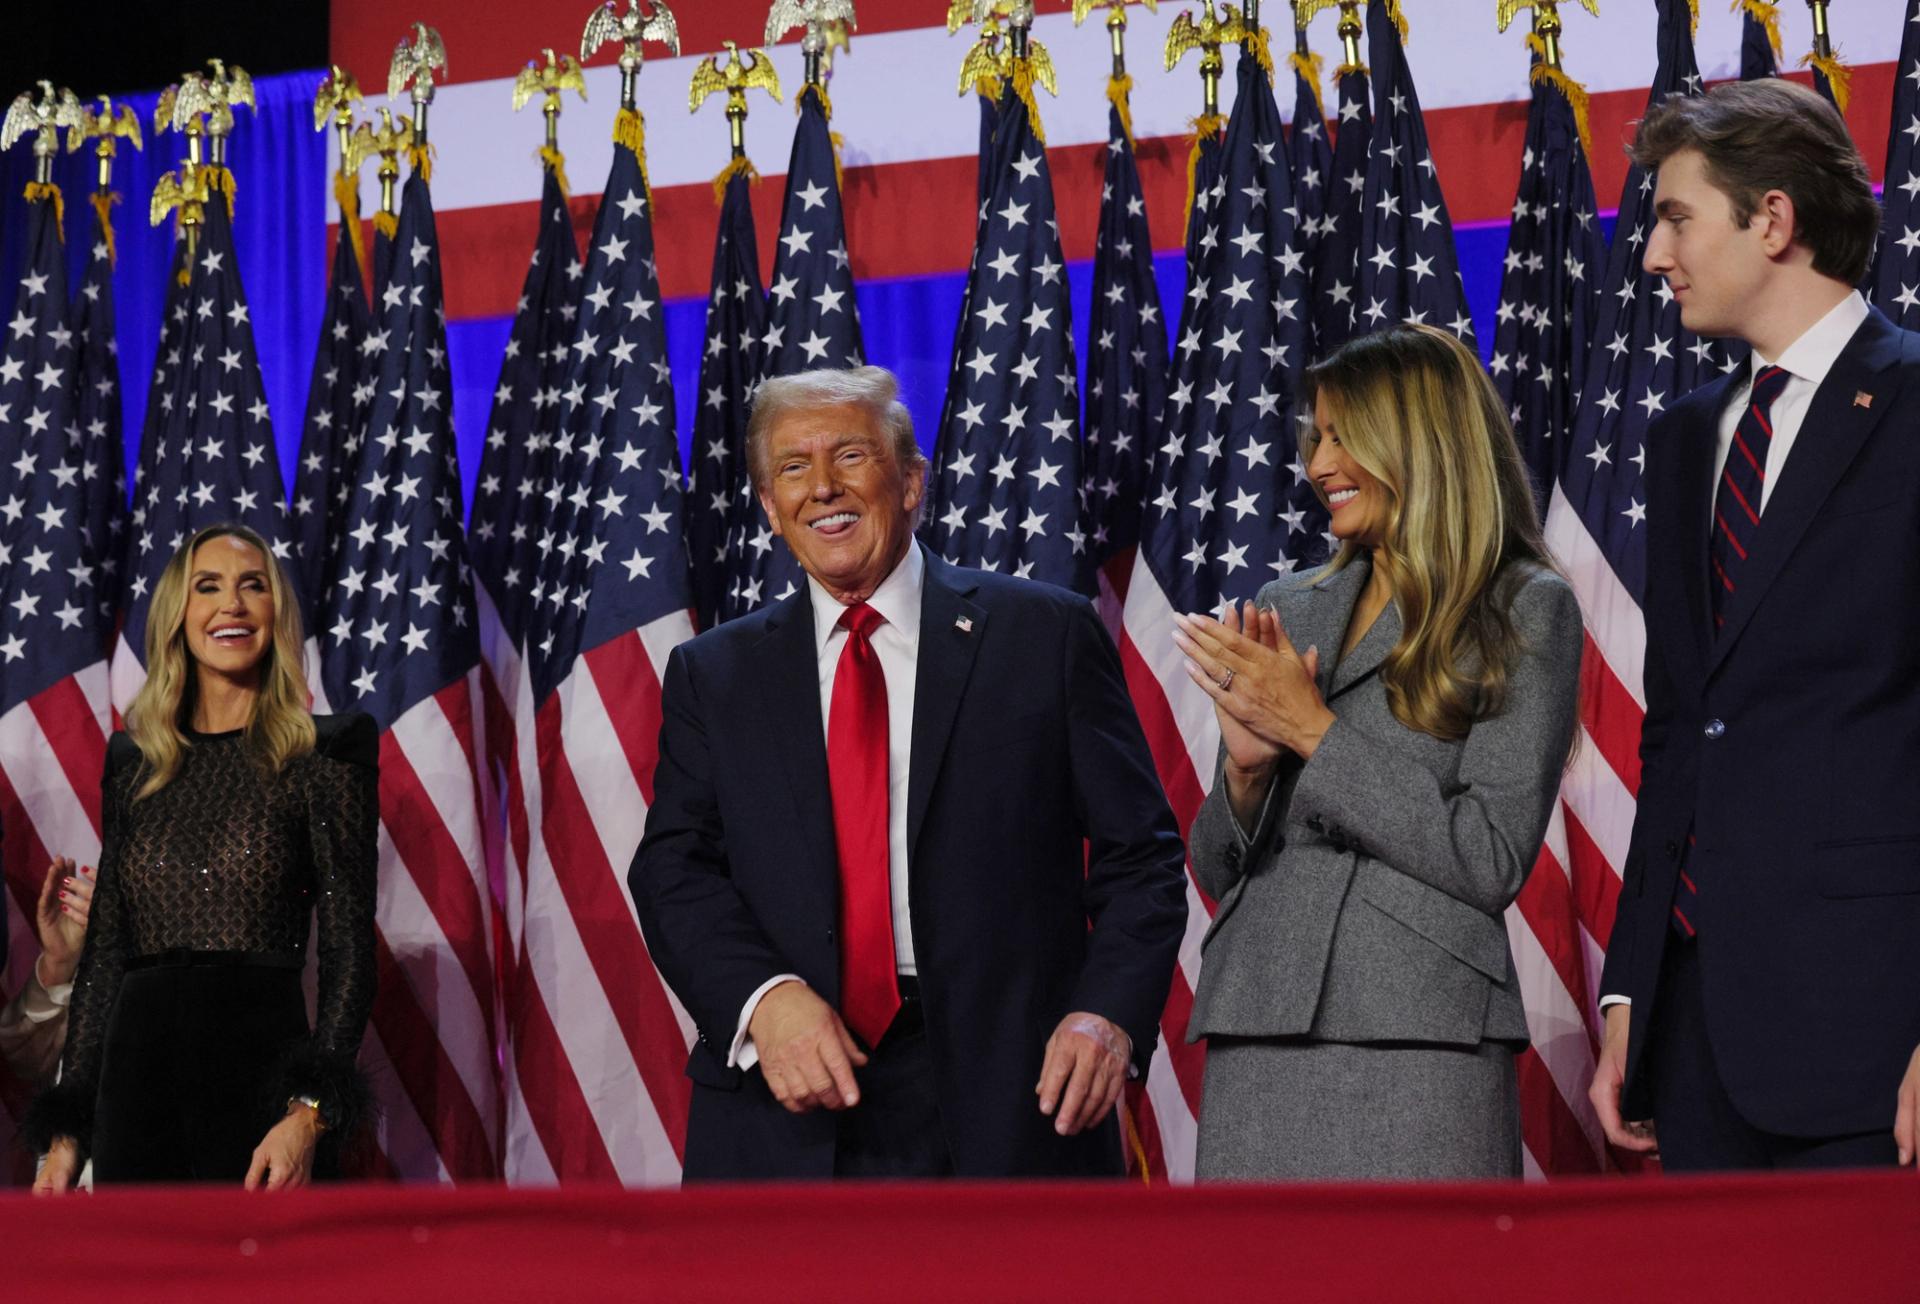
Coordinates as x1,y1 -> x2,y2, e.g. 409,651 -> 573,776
729,544 -> 924,1068
1601,290 -> 1869,1013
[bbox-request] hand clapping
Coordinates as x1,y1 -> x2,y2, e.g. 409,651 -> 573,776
1174,602 -> 1335,767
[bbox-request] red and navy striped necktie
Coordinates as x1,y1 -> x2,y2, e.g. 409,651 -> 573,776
1708,364 -> 1793,632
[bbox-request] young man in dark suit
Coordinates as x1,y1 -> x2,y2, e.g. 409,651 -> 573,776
630,366 -> 1187,1180
1590,77 -> 1920,1171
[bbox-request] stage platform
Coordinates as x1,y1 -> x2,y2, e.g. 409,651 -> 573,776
7,1170 -> 1916,1301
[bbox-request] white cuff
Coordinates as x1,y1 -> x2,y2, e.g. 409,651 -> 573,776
1598,994 -> 1631,1010
22,968 -> 72,1022
729,975 -> 805,1071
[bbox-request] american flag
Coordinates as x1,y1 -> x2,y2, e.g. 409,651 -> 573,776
686,165 -> 765,629
1309,60 -> 1371,356
125,242 -> 190,571
1737,0 -> 1782,80
922,81 -> 1087,590
1116,42 -> 1321,1181
505,118 -> 697,1185
1082,79 -> 1168,601
291,220 -> 374,629
112,186 -> 295,708
1537,0 -> 1734,1176
733,84 -> 858,617
1286,38 -> 1333,359
71,196 -> 131,626
0,185 -> 112,1159
1486,53 -> 1605,509
1870,0 -> 1920,329
313,168 -> 500,1182
1352,0 -> 1474,345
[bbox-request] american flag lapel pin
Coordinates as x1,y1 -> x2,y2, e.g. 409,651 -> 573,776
955,615 -> 973,634
1855,390 -> 1874,409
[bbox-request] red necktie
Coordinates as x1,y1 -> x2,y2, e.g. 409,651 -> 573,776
827,603 -> 899,1048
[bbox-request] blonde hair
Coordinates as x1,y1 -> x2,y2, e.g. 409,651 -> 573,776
1301,324 -> 1556,742
125,523 -> 316,800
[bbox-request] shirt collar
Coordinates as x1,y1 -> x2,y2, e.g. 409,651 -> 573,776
808,540 -> 925,660
1754,289 -> 1869,388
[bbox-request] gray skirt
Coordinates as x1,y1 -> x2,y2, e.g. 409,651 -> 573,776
1196,1037 -> 1522,1181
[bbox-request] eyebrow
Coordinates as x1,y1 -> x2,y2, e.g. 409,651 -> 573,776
1653,198 -> 1690,218
191,570 -> 268,583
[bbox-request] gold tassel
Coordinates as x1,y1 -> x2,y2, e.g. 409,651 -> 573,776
709,155 -> 759,208
334,171 -> 369,283
805,81 -> 836,125
406,143 -> 434,184
203,164 -> 236,217
1012,60 -> 1047,146
613,107 -> 654,210
90,189 -> 118,263
1686,0 -> 1700,38
1733,0 -> 1783,60
1335,59 -> 1371,79
1119,1094 -> 1152,1186
1183,112 -> 1227,245
1527,34 -> 1594,161
1800,50 -> 1853,115
24,180 -> 64,233
1384,0 -> 1410,44
1106,73 -> 1135,149
829,130 -> 847,194
374,209 -> 399,240
1287,48 -> 1326,121
539,145 -> 572,198
1243,26 -> 1276,81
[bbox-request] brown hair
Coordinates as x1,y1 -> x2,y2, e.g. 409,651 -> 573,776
1301,325 -> 1560,743
1630,77 -> 1879,284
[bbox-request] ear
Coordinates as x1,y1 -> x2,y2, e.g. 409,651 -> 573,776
1757,188 -> 1798,259
757,484 -> 784,539
902,457 -> 927,517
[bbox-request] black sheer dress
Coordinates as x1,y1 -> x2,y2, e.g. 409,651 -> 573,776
24,713 -> 378,1182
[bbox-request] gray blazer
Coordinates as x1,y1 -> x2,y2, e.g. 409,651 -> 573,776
1186,557 -> 1582,1049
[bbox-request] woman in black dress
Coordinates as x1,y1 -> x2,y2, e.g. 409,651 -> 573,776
27,524 -> 377,1190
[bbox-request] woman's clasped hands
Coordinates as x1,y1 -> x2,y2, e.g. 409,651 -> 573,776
1173,603 -> 1336,820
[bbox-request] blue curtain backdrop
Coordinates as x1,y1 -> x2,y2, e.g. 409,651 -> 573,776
3,67 -> 1576,523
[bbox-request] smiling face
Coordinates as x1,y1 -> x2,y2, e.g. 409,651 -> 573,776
181,533 -> 276,690
1644,148 -> 1772,342
1306,393 -> 1391,549
756,400 -> 926,605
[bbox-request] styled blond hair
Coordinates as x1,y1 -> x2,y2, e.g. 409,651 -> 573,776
1302,324 -> 1557,742
125,523 -> 315,799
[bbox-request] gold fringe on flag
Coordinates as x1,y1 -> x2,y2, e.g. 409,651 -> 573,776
23,180 -> 64,233
1183,111 -> 1227,244
1106,73 -> 1135,149
1799,50 -> 1853,115
90,189 -> 118,263
1119,1095 -> 1152,1186
1686,0 -> 1700,38
797,86 -> 846,191
613,106 -> 655,209
1527,33 -> 1594,161
1012,59 -> 1047,145
1243,26 -> 1276,81
1733,0 -> 1783,61
374,209 -> 399,240
709,154 -> 759,207
334,170 -> 369,283
539,145 -> 572,198
406,144 -> 434,184
1335,59 -> 1370,78
204,164 -> 236,216
1287,48 -> 1326,121
1384,0 -> 1410,44
806,81 -> 836,124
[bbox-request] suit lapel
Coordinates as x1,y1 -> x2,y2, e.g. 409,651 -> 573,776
1709,311 -> 1906,676
754,588 -> 840,890
906,552 -> 987,861
1296,559 -> 1374,700
1330,598 -> 1402,700
1674,375 -> 1734,671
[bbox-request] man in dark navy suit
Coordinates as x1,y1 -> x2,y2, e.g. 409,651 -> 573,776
630,365 -> 1187,1180
1591,78 -> 1920,1171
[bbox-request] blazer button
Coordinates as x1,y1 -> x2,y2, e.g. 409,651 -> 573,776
1225,846 -> 1242,868
1663,839 -> 1679,858
1703,719 -> 1726,740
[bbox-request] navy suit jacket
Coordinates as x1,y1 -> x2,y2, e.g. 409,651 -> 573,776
629,548 -> 1188,1179
1601,307 -> 1920,1137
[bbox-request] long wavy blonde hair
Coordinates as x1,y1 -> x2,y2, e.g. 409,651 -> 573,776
125,523 -> 315,800
1301,324 -> 1558,742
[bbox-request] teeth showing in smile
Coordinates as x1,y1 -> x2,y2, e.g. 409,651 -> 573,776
211,628 -> 255,641
812,512 -> 859,529
1328,489 -> 1359,507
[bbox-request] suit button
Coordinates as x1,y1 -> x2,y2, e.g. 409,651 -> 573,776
1225,846 -> 1242,868
1306,817 -> 1325,833
825,928 -> 835,943
1664,840 -> 1679,858
1703,719 -> 1726,740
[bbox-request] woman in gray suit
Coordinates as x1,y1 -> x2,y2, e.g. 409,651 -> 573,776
1173,324 -> 1581,1180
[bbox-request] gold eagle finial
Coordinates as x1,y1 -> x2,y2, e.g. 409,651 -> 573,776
2,81 -> 85,159
690,41 -> 783,114
389,23 -> 450,103
514,48 -> 589,112
1495,0 -> 1600,32
1165,2 -> 1249,70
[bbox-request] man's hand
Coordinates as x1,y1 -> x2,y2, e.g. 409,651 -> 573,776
1589,1003 -> 1658,1155
1036,1012 -> 1131,1137
31,1137 -> 81,1195
1895,1041 -> 1920,1167
747,981 -> 869,1114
